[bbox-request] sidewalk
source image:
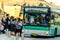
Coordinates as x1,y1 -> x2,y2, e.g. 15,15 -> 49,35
0,34 -> 21,40
0,34 -> 30,40
0,34 -> 11,40
0,34 -> 58,40
0,34 -> 35,40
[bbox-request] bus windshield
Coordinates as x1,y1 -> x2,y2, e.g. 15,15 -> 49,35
24,7 -> 51,26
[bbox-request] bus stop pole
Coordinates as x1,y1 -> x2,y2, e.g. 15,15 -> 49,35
16,33 -> 19,40
21,33 -> 24,40
21,28 -> 25,40
6,29 -> 10,37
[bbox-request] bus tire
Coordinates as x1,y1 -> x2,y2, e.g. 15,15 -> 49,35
54,28 -> 57,36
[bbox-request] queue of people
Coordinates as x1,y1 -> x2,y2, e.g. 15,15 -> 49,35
0,14 -> 23,36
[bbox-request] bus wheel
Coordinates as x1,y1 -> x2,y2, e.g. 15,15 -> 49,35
54,28 -> 57,36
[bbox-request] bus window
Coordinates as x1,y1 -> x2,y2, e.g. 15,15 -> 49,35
54,14 -> 60,25
24,13 -> 50,26
24,7 -> 51,26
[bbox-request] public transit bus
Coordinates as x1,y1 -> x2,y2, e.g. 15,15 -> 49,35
22,6 -> 60,37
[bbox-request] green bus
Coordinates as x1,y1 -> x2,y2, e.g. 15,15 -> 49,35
22,6 -> 60,37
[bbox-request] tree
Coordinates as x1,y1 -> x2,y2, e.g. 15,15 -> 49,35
39,3 -> 43,6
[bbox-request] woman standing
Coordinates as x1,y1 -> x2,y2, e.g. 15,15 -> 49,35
1,16 -> 6,30
10,17 -> 16,36
5,14 -> 10,29
15,18 -> 23,36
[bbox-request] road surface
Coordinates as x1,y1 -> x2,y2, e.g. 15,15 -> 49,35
0,34 -> 60,40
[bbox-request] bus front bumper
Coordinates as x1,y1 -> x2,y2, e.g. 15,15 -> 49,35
31,33 -> 55,38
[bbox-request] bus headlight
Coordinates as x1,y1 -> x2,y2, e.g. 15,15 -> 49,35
22,30 -> 24,33
45,31 -> 49,35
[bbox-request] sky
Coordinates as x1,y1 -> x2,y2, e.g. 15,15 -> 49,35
46,0 -> 60,6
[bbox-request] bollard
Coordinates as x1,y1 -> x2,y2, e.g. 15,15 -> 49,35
8,31 -> 10,37
6,29 -> 9,35
21,33 -> 24,40
16,33 -> 19,40
21,28 -> 25,40
5,29 -> 10,37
